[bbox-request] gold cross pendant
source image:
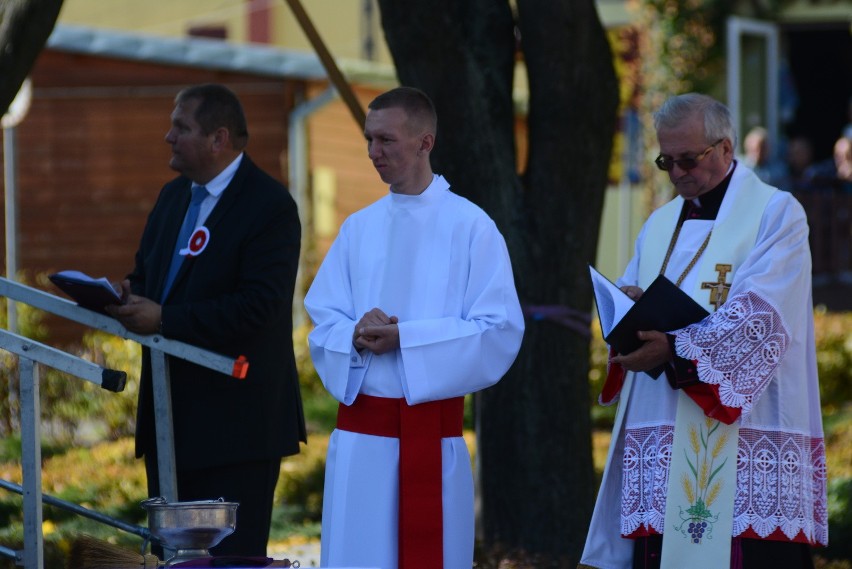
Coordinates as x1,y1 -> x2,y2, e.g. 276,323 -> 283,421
701,264 -> 732,310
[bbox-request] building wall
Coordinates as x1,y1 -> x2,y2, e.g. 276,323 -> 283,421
58,0 -> 252,41
57,0 -> 394,63
274,1 -> 392,63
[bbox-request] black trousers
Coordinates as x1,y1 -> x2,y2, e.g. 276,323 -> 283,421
632,535 -> 815,569
145,454 -> 281,557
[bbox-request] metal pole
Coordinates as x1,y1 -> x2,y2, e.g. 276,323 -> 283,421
3,127 -> 19,447
150,349 -> 178,503
3,126 -> 18,334
150,350 -> 177,561
0,479 -> 152,541
19,358 -> 43,569
288,87 -> 336,328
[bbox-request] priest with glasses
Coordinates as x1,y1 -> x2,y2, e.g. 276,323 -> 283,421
580,93 -> 827,569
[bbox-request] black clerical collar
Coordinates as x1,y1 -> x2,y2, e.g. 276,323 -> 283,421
679,162 -> 736,221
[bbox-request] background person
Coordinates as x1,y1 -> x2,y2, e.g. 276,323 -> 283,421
304,86 -> 524,569
740,125 -> 790,190
831,135 -> 852,191
580,93 -> 826,569
107,83 -> 306,557
785,135 -> 821,192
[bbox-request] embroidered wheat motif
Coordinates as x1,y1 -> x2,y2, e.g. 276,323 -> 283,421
674,419 -> 731,543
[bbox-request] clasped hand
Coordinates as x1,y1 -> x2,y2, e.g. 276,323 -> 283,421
609,285 -> 672,372
353,308 -> 400,355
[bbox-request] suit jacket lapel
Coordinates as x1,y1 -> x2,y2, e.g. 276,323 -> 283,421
163,157 -> 254,301
202,155 -> 252,233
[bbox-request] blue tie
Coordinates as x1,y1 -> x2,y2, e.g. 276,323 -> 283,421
161,185 -> 208,301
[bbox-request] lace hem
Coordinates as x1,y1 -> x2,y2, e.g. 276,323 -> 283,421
621,424 -> 827,546
674,291 -> 789,417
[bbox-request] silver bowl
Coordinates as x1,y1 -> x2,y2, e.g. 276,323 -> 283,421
142,497 -> 239,566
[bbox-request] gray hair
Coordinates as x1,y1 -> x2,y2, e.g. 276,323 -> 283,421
654,93 -> 737,149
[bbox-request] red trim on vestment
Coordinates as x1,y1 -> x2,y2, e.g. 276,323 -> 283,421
625,525 -> 815,545
682,379 -> 741,425
336,394 -> 464,569
737,527 -> 815,545
601,348 -> 625,405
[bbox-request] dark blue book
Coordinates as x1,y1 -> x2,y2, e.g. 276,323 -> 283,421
49,270 -> 122,315
590,266 -> 709,378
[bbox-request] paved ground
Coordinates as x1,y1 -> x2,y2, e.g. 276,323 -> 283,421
269,540 -> 321,567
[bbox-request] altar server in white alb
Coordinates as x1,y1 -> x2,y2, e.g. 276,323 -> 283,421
304,86 -> 524,569
580,93 -> 827,569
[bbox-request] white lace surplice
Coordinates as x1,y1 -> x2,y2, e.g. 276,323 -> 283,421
615,169 -> 827,547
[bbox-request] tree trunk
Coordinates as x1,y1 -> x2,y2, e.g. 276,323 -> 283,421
377,0 -> 619,562
376,0 -> 523,243
0,0 -> 65,116
481,0 -> 619,560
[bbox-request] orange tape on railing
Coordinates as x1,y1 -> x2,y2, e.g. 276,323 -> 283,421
232,355 -> 249,379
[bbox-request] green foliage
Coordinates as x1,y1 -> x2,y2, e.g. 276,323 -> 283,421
0,434 -> 65,463
0,433 -> 331,560
0,438 -> 149,528
821,406 -> 852,564
293,323 -> 338,433
588,318 -> 617,428
0,284 -> 50,437
274,434 -> 329,528
814,310 -> 852,412
74,332 -> 141,440
632,0 -> 732,95
0,535 -> 66,569
21,327 -> 140,446
0,274 -> 140,445
825,476 -> 852,561
623,0 -> 735,208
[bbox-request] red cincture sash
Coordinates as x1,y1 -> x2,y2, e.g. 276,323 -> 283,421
600,347 -> 625,405
336,395 -> 464,569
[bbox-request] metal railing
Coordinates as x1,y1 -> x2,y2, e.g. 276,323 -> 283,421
0,277 -> 248,569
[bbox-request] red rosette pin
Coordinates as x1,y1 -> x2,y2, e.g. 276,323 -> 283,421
179,226 -> 210,256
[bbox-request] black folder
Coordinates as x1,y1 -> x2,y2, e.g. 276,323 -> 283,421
591,268 -> 709,378
49,271 -> 122,315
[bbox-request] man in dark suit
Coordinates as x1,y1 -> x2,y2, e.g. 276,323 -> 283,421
108,83 -> 306,557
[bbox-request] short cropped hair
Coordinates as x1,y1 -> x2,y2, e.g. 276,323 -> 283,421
176,84 -> 249,151
368,86 -> 438,136
654,93 -> 737,149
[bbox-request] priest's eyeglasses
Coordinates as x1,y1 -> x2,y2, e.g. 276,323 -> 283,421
654,139 -> 724,171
